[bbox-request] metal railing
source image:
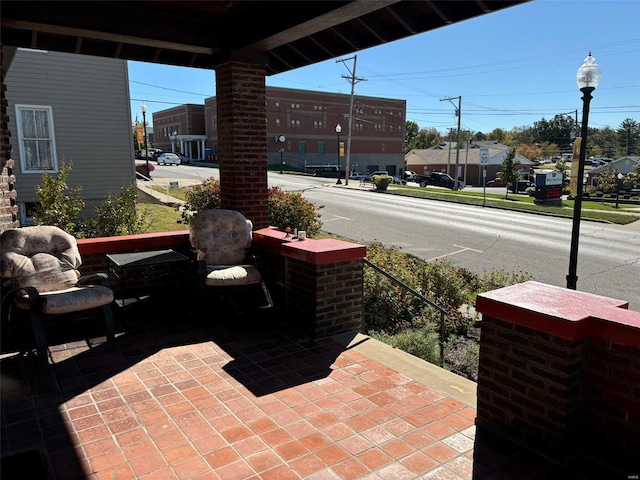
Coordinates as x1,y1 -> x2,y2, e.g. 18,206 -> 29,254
363,258 -> 449,366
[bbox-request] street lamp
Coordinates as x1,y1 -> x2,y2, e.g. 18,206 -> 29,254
615,172 -> 624,209
335,124 -> 342,185
172,130 -> 178,154
141,103 -> 148,173
567,52 -> 601,290
279,149 -> 284,174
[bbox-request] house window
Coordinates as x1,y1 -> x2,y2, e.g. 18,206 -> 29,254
298,142 -> 306,153
15,104 -> 57,172
318,142 -> 325,154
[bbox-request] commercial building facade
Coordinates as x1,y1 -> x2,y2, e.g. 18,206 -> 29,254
154,86 -> 406,176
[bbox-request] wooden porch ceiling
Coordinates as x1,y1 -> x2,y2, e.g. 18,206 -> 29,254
1,1 -> 528,75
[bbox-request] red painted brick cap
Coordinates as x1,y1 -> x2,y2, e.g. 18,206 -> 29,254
253,227 -> 366,265
476,281 -> 639,346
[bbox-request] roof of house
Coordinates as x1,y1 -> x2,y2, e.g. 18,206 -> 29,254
588,156 -> 639,175
406,142 -> 531,166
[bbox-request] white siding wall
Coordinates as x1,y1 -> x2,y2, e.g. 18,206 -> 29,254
6,49 -> 135,205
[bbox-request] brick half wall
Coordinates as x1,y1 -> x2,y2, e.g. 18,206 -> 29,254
475,281 -> 639,471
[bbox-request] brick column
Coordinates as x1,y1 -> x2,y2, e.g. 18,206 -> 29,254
215,61 -> 269,229
1,46 -> 19,232
475,281 -> 639,470
253,229 -> 366,337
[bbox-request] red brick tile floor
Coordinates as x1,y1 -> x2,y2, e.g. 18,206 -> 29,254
0,297 -> 623,479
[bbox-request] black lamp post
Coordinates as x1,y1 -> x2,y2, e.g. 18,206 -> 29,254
336,123 -> 342,185
279,148 -> 284,174
141,102 -> 148,173
567,52 -> 601,290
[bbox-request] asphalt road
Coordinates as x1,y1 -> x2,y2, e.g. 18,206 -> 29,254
151,164 -> 640,310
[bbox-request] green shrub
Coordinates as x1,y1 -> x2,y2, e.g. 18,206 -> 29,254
370,326 -> 441,365
181,177 -> 222,223
373,174 -> 392,190
180,179 -> 324,237
81,184 -> 149,237
363,241 -> 533,380
33,161 -> 85,236
444,336 -> 479,381
34,162 -> 148,238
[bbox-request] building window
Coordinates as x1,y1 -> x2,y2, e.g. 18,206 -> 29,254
298,142 -> 306,153
275,101 -> 280,108
15,104 -> 57,172
275,119 -> 281,127
318,142 -> 325,154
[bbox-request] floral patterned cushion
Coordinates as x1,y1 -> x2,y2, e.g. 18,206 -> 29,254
1,226 -> 81,293
189,209 -> 253,266
14,285 -> 114,314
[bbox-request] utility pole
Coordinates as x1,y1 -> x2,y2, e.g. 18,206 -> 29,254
447,129 -> 452,175
464,131 -> 471,186
337,55 -> 365,185
441,96 -> 462,189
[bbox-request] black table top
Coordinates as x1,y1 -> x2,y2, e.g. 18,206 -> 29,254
106,249 -> 189,268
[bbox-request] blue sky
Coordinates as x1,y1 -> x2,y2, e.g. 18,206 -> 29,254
129,0 -> 639,135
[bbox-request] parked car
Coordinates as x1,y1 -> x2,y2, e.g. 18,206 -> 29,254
178,154 -> 190,164
486,178 -> 508,187
137,148 -> 162,160
349,172 -> 365,180
392,175 -> 406,185
416,172 -> 464,190
403,170 -> 418,182
156,153 -> 181,165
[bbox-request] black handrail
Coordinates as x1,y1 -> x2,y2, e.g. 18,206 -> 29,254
363,258 -> 448,367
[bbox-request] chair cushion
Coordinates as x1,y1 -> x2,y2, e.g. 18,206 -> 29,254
189,209 -> 253,265
1,226 -> 81,293
15,285 -> 114,314
204,264 -> 262,287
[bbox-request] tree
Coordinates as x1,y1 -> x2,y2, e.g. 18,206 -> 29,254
617,118 -> 640,155
404,121 -> 420,152
517,143 -> 541,161
626,164 -> 640,189
500,147 -> 520,199
532,114 -> 577,152
405,122 -> 442,152
596,165 -> 618,194
554,160 -> 570,188
487,128 -> 507,144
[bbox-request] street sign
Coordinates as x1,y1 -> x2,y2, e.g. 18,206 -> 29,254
480,146 -> 489,165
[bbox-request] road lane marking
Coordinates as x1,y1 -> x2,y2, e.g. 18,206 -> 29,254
429,244 -> 483,261
323,215 -> 352,222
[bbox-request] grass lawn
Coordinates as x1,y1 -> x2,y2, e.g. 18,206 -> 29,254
386,184 -> 640,225
140,181 -> 640,233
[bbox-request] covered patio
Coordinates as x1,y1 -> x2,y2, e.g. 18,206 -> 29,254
1,285 -> 611,480
2,2 -> 638,478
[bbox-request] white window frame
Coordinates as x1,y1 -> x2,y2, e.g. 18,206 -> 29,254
14,104 -> 58,173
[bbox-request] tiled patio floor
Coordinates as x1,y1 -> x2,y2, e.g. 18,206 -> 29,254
0,297 -> 612,479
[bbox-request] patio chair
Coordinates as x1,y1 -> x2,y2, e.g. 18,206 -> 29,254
188,209 -> 273,310
0,226 -> 115,366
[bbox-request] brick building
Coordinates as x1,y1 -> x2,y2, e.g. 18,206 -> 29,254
152,104 -> 206,161
154,86 -> 406,176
